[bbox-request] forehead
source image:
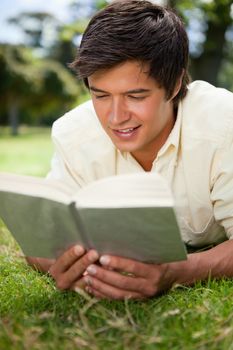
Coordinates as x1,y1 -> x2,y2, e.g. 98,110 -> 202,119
88,60 -> 155,88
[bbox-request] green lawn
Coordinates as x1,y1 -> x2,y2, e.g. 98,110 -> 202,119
1,128 -> 233,349
0,126 -> 53,176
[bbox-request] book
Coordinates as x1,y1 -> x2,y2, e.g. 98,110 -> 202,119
0,172 -> 187,263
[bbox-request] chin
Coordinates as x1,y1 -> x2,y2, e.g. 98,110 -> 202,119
108,134 -> 141,153
115,144 -> 138,153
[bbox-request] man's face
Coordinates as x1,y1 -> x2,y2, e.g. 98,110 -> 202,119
88,60 -> 176,168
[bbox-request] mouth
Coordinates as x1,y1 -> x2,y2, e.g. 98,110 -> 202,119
112,125 -> 141,137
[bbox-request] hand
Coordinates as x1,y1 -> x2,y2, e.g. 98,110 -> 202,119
83,255 -> 173,300
27,245 -> 99,292
47,245 -> 99,291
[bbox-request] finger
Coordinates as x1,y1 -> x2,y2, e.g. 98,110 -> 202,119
84,276 -> 143,300
50,245 -> 85,275
99,255 -> 153,278
66,250 -> 99,284
85,264 -> 146,293
72,277 -> 86,290
73,278 -> 106,300
85,286 -> 107,300
54,250 -> 99,290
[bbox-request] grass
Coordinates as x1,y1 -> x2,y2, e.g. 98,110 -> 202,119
0,126 -> 53,176
1,127 -> 233,349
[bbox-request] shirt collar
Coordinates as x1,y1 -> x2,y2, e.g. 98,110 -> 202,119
158,106 -> 182,156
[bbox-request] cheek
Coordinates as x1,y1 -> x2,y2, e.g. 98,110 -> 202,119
134,101 -> 161,125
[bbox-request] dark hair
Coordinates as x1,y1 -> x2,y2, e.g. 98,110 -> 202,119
71,0 -> 190,107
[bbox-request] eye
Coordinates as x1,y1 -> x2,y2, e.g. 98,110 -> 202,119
128,95 -> 146,100
95,94 -> 109,99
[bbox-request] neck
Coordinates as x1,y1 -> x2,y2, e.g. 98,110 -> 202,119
136,158 -> 153,172
132,150 -> 156,171
132,113 -> 176,171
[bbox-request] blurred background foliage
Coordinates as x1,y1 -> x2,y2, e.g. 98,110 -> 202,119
0,0 -> 232,135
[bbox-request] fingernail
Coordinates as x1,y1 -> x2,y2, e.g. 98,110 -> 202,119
86,265 -> 96,275
84,276 -> 92,286
100,255 -> 110,266
74,245 -> 84,256
88,250 -> 99,262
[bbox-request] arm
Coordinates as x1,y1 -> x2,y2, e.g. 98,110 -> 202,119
81,239 -> 233,299
26,256 -> 54,273
167,239 -> 233,285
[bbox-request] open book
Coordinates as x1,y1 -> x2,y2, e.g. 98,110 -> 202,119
0,172 -> 187,263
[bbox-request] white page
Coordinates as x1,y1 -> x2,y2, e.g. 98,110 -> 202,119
75,172 -> 174,208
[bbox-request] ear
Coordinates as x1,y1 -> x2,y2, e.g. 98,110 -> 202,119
170,70 -> 184,100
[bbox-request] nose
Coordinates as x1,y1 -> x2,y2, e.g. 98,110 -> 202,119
109,97 -> 130,126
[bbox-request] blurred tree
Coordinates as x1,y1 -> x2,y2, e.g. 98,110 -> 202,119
8,12 -> 59,49
1,8 -> 83,134
219,42 -> 233,91
0,45 -> 79,135
166,0 -> 233,87
0,45 -> 34,135
190,0 -> 232,86
51,0 -> 108,66
50,0 -> 109,98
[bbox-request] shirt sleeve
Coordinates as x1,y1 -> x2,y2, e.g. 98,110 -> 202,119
46,151 -> 82,190
211,137 -> 233,239
46,120 -> 84,191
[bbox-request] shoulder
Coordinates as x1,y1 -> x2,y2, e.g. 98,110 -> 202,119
52,100 -> 105,142
180,80 -> 233,144
50,100 -> 116,182
184,80 -> 233,112
51,100 -> 113,152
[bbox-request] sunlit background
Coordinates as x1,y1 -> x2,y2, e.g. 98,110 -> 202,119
0,4 -> 233,348
0,0 -> 232,176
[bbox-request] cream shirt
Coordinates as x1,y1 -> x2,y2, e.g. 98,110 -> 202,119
48,81 -> 233,248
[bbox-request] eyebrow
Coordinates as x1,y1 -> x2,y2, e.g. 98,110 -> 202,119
89,86 -> 151,94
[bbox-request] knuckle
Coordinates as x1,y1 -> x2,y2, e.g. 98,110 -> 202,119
56,278 -> 68,291
121,277 -> 131,290
150,287 -> 157,297
112,293 -> 123,300
82,251 -> 98,269
96,268 -> 105,279
144,284 -> 157,297
87,250 -> 99,263
113,289 -> 129,300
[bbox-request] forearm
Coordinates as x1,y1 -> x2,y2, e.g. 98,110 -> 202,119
26,256 -> 54,273
167,239 -> 233,286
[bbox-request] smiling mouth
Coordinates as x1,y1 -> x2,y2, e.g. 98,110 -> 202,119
113,125 -> 141,135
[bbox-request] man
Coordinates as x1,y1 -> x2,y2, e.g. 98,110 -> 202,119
27,0 -> 233,300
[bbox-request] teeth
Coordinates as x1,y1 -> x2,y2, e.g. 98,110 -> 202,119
118,128 -> 134,133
